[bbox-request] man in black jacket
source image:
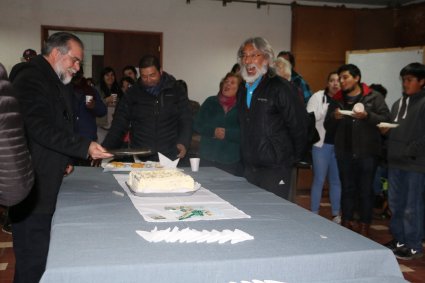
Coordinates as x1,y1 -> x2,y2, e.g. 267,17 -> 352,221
237,37 -> 308,200
102,55 -> 192,161
324,64 -> 390,236
10,32 -> 112,283
382,62 -> 425,260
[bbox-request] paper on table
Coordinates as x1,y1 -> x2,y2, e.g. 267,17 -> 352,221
229,280 -> 286,283
101,158 -> 114,169
136,226 -> 254,244
158,152 -> 179,168
113,174 -> 251,222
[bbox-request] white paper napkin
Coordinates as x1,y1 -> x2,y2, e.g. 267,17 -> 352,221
136,227 -> 254,244
158,152 -> 179,168
229,280 -> 286,283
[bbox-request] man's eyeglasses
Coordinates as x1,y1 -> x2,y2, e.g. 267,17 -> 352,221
66,53 -> 83,66
239,53 -> 263,61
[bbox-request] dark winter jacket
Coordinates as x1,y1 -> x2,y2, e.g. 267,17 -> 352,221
102,72 -> 192,160
324,83 -> 390,158
0,85 -> 34,206
10,55 -> 91,215
387,89 -> 425,173
194,95 -> 240,164
238,72 -> 308,168
72,84 -> 107,141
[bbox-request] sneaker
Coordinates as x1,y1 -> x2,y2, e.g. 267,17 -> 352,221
394,246 -> 423,260
384,239 -> 403,252
1,223 -> 12,234
332,215 -> 341,224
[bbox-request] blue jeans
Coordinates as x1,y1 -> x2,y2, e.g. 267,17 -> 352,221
373,166 -> 388,195
337,154 -> 378,224
311,144 -> 341,216
388,168 -> 425,251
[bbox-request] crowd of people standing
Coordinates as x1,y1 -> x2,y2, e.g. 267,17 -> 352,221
0,31 -> 424,283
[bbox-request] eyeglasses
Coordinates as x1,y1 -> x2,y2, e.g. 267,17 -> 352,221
239,53 -> 263,61
66,52 -> 83,66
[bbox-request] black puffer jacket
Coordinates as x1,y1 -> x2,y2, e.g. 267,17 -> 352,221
324,83 -> 390,158
0,83 -> 34,206
102,72 -> 192,159
238,72 -> 308,168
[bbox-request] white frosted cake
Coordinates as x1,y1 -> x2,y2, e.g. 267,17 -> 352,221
128,169 -> 195,193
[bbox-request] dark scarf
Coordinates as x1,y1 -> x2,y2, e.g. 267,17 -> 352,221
218,92 -> 236,113
144,75 -> 165,96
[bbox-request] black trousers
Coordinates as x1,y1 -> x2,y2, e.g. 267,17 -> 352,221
244,165 -> 292,200
11,213 -> 52,283
337,153 -> 378,224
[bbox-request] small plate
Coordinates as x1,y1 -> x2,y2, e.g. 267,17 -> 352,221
126,182 -> 201,197
107,148 -> 153,156
377,122 -> 399,128
338,110 -> 354,116
103,161 -> 162,170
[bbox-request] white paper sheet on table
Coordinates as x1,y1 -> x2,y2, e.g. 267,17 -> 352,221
113,174 -> 251,222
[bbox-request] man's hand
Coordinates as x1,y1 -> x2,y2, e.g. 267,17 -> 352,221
378,126 -> 391,135
88,142 -> 113,160
334,108 -> 344,120
176,144 -> 187,159
214,127 -> 225,140
86,99 -> 95,109
64,164 -> 74,176
352,110 -> 368,120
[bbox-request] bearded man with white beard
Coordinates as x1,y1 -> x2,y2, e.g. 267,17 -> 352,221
9,32 -> 112,283
237,37 -> 308,200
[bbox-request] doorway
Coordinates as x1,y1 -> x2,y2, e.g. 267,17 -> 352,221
41,25 -> 162,83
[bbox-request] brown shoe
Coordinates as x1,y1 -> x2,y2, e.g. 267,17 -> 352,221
359,223 -> 370,237
342,220 -> 359,232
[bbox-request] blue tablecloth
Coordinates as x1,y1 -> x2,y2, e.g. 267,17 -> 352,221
40,167 -> 406,283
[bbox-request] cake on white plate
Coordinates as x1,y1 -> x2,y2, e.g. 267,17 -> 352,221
128,169 -> 196,194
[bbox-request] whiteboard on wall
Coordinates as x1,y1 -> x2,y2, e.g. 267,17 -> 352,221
346,47 -> 424,107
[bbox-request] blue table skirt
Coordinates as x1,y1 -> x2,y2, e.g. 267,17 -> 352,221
40,167 -> 406,283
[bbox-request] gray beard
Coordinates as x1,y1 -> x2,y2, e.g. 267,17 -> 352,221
241,64 -> 268,83
59,72 -> 72,85
54,62 -> 72,85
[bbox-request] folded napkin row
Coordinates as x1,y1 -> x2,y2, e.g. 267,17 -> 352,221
229,280 -> 285,283
136,227 -> 254,244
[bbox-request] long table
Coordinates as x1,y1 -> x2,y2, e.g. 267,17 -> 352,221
40,167 -> 406,283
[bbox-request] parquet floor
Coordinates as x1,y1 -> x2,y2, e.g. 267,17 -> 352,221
1,168 -> 424,283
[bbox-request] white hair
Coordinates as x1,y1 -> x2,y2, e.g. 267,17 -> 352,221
237,37 -> 275,68
274,57 -> 292,81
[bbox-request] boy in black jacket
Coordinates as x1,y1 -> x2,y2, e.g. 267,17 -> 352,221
382,62 -> 425,260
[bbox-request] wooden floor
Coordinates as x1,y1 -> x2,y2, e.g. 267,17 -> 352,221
1,168 -> 424,283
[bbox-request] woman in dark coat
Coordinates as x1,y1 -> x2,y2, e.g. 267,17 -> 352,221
0,64 -> 34,206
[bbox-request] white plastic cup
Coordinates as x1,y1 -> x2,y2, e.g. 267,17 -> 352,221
111,93 -> 118,106
190,158 -> 200,172
85,95 -> 93,103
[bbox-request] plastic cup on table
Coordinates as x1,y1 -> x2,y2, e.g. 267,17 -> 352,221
190,158 -> 200,172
